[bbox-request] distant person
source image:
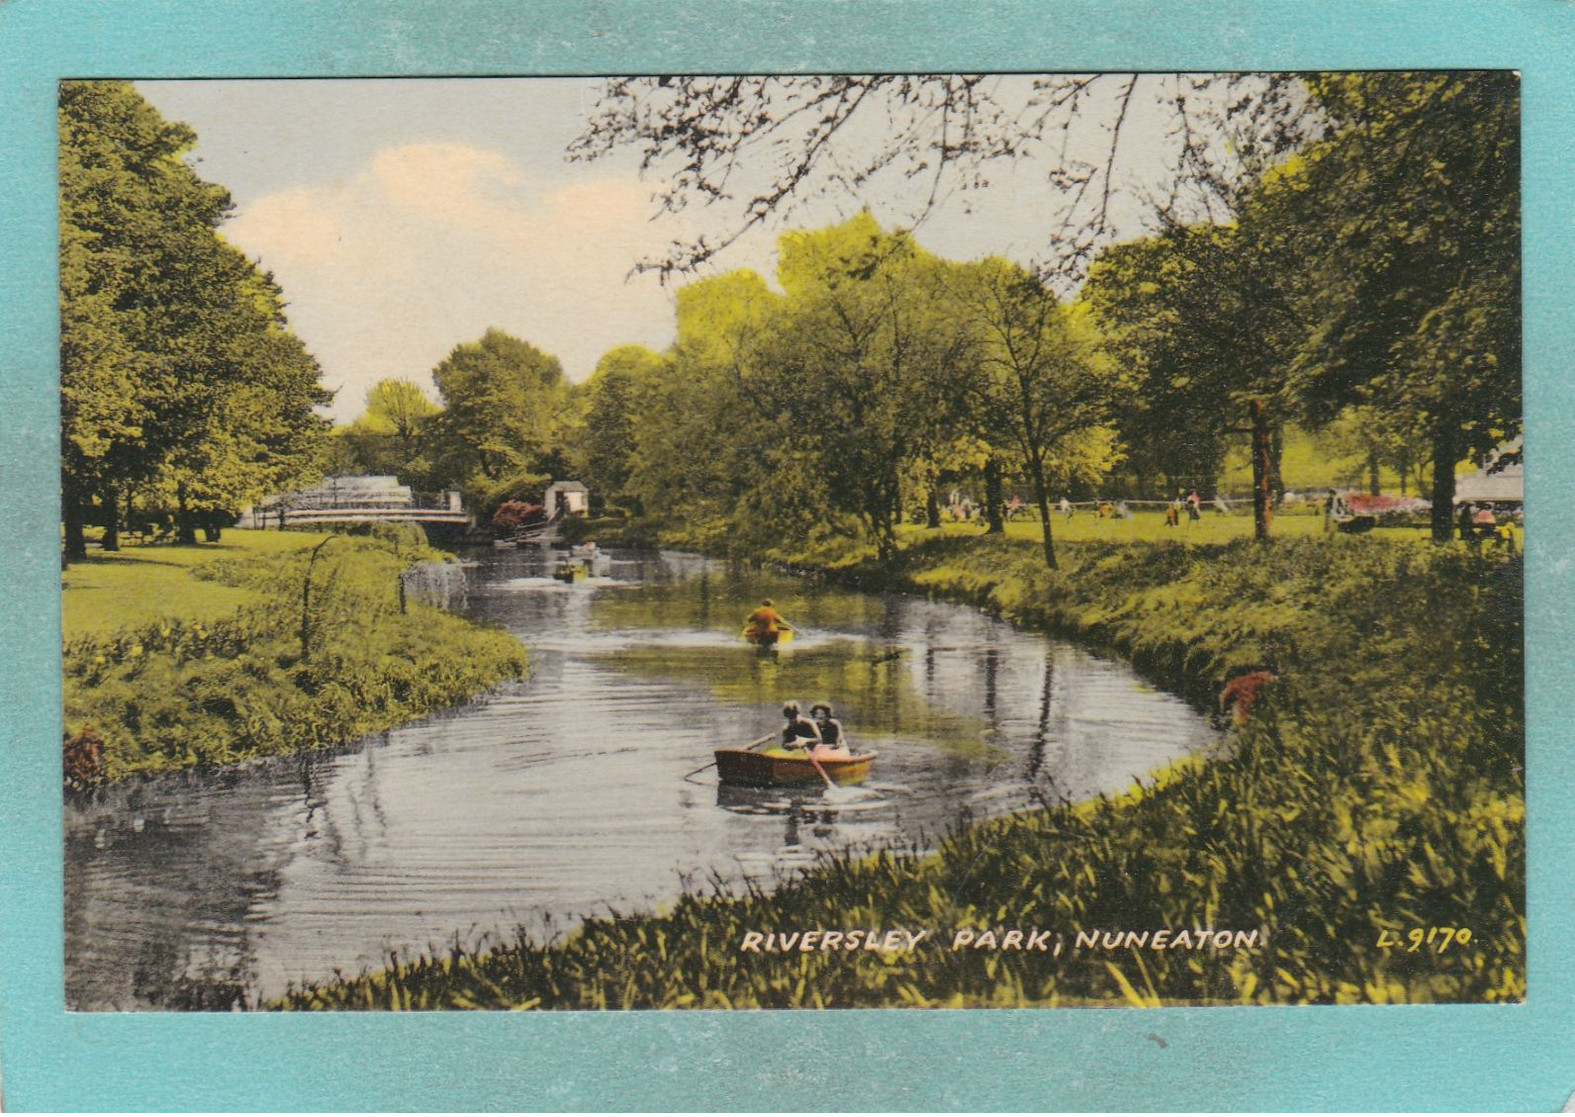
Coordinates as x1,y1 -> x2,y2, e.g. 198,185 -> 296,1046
1457,503 -> 1476,543
1218,667 -> 1277,725
744,599 -> 794,647
1186,489 -> 1201,521
1165,503 -> 1180,528
1213,494 -> 1231,516
780,702 -> 821,748
1059,496 -> 1074,519
1116,499 -> 1132,520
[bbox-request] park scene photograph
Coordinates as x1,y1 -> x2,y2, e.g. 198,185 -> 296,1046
60,71 -> 1522,1010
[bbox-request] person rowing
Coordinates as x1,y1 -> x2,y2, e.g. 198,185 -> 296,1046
780,702 -> 820,749
743,599 -> 796,647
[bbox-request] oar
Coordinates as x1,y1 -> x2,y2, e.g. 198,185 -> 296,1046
802,745 -> 836,791
681,734 -> 774,783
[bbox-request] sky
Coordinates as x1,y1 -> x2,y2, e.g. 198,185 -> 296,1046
136,76 -> 1203,423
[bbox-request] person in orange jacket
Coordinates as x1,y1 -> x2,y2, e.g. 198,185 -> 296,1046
743,599 -> 795,647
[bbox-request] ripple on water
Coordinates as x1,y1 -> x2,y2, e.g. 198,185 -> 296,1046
65,546 -> 1218,1009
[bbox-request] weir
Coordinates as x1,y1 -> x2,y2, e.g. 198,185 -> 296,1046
401,561 -> 468,612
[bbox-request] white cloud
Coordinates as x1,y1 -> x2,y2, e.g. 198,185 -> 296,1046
225,143 -> 688,421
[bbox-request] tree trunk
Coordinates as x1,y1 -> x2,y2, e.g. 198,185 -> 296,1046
1367,449 -> 1381,495
100,481 -> 120,552
871,477 -> 898,564
983,459 -> 1004,534
62,471 -> 88,564
1430,421 -> 1459,544
1269,424 -> 1285,500
176,483 -> 198,545
925,487 -> 941,530
1251,399 -> 1273,541
1028,458 -> 1057,571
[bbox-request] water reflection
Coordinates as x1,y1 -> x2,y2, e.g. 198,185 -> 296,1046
65,545 -> 1217,1009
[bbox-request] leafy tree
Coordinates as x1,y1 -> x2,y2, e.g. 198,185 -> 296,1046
576,345 -> 666,513
156,266 -> 331,543
622,272 -> 792,552
365,378 -> 438,449
1317,405 -> 1431,496
336,378 -> 439,484
750,215 -> 976,561
59,81 -> 328,559
1085,219 -> 1304,540
61,81 -> 210,556
424,328 -> 569,508
1284,72 -> 1520,541
950,258 -> 1124,568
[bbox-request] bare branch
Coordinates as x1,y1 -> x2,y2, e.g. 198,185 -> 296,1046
569,73 -> 1323,284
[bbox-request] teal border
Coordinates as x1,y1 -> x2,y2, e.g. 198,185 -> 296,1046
3,1 -> 1570,1110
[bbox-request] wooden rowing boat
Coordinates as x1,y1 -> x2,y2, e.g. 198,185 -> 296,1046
741,626 -> 793,647
714,743 -> 876,787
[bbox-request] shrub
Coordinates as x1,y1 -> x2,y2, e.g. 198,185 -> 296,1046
64,534 -> 527,780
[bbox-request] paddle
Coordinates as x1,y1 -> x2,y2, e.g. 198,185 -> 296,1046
806,751 -> 835,791
681,733 -> 774,783
793,741 -> 836,792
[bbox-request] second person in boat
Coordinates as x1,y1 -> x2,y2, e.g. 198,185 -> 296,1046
809,703 -> 850,757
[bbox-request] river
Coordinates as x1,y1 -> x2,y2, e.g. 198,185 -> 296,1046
64,545 -> 1219,1009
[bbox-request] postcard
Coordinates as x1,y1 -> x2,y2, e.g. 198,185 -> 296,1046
5,2 -> 1575,1111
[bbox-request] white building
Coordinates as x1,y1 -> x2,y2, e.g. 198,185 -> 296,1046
543,480 -> 589,518
1455,441 -> 1523,505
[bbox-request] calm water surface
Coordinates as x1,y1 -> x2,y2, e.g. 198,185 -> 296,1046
65,546 -> 1218,1009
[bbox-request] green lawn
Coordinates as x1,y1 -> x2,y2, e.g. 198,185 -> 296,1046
905,509 -> 1440,548
62,530 -> 331,639
63,526 -> 530,780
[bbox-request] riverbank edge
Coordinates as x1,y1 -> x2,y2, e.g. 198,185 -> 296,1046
273,529 -> 1523,1009
62,530 -> 530,783
765,537 -> 1229,710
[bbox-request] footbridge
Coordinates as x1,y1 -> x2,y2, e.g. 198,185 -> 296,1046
241,475 -> 473,538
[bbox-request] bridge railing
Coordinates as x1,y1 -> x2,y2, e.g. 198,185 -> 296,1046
256,490 -> 462,513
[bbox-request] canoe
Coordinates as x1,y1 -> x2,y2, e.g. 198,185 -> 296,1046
741,626 -> 793,647
714,744 -> 876,787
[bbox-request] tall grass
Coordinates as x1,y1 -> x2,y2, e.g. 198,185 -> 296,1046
63,531 -> 528,779
279,532 -> 1522,1008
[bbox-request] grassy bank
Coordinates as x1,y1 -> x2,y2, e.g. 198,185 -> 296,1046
63,529 -> 528,781
279,529 -> 1522,1009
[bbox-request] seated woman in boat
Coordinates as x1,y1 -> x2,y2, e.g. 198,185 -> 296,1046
744,599 -> 794,646
809,703 -> 851,758
780,702 -> 820,748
